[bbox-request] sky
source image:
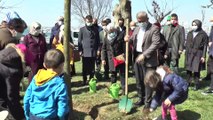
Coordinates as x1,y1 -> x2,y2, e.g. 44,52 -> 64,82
0,0 -> 213,30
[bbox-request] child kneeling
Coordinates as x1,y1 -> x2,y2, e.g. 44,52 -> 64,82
24,49 -> 69,120
144,66 -> 188,120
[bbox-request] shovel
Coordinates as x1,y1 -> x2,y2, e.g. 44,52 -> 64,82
118,19 -> 133,113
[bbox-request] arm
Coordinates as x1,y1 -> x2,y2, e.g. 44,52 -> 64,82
101,38 -> 107,61
143,27 -> 161,58
56,83 -> 69,120
78,28 -> 83,53
202,35 -> 208,58
167,76 -> 184,102
179,26 -> 185,52
23,80 -> 33,120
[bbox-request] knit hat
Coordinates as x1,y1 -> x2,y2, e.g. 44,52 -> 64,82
16,44 -> 34,65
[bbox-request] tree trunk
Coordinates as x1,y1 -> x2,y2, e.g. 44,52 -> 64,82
113,0 -> 131,27
64,0 -> 74,119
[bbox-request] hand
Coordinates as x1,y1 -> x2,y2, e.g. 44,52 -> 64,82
97,51 -> 100,56
164,98 -> 171,107
201,57 -> 205,63
178,50 -> 182,54
149,108 -> 154,112
209,42 -> 212,47
124,35 -> 130,42
79,51 -> 82,56
102,60 -> 106,65
136,54 -> 145,63
164,55 -> 168,59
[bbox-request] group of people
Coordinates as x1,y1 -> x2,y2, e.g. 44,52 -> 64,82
77,11 -> 213,120
0,9 -> 213,120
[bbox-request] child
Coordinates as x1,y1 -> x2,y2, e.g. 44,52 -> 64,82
144,66 -> 188,120
24,49 -> 69,120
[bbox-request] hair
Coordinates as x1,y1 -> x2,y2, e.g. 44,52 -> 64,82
136,11 -> 148,19
171,13 -> 178,20
85,15 -> 93,20
44,49 -> 65,69
144,70 -> 162,89
7,18 -> 24,30
118,17 -> 124,22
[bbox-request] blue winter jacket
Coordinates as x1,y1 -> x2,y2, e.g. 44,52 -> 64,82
23,70 -> 69,120
150,73 -> 189,109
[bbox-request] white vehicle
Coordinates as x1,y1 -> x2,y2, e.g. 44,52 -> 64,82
71,29 -> 79,47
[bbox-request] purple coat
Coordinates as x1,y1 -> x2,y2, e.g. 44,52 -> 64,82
150,73 -> 189,109
23,34 -> 47,82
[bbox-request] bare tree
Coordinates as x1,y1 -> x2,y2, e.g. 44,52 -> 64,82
145,0 -> 174,23
71,0 -> 112,23
201,0 -> 213,8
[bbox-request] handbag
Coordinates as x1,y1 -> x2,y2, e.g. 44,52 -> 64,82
112,54 -> 125,67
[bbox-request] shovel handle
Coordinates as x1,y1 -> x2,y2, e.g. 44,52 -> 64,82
125,19 -> 129,95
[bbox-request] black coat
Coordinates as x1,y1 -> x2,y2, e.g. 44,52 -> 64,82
78,26 -> 100,57
101,30 -> 125,71
185,30 -> 208,72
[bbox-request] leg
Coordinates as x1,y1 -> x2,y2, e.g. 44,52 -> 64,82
134,62 -> 145,106
194,72 -> 200,90
82,57 -> 87,85
169,104 -> 178,120
118,64 -> 125,91
111,71 -> 117,84
171,59 -> 179,74
161,102 -> 168,120
144,67 -> 156,108
210,74 -> 213,90
186,70 -> 192,84
103,59 -> 110,80
89,57 -> 96,80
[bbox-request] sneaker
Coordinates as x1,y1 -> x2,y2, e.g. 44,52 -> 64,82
201,89 -> 213,95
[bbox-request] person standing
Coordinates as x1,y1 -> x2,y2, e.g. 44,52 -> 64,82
78,15 -> 100,85
23,22 -> 47,82
117,18 -> 126,32
49,16 -> 64,49
102,23 -> 126,92
185,19 -> 208,90
162,13 -> 185,73
125,11 -> 160,108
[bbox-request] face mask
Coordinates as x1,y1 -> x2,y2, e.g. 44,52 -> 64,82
86,22 -> 93,27
130,26 -> 135,30
192,26 -> 198,31
13,31 -> 23,40
138,22 -> 147,28
108,32 -> 117,41
102,26 -> 107,30
166,21 -> 171,25
31,30 -> 41,36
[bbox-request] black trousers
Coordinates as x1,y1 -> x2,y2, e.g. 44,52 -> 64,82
210,74 -> 213,90
134,57 -> 156,106
82,57 -> 96,81
0,74 -> 24,120
186,70 -> 200,85
111,64 -> 125,89
165,51 -> 179,74
95,55 -> 109,79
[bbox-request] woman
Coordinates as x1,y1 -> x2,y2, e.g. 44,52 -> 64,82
23,22 -> 47,82
101,23 -> 125,92
185,19 -> 208,90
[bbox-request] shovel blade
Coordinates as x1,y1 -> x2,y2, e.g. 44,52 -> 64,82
119,96 -> 133,113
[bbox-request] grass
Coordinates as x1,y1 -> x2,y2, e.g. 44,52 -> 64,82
21,53 -> 213,120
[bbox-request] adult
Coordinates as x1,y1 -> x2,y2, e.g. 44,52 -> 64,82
0,18 -> 26,50
117,18 -> 126,32
185,19 -> 208,90
102,23 -> 126,91
162,13 -> 185,73
0,43 -> 31,120
78,15 -> 100,85
23,22 -> 47,82
49,16 -> 64,48
125,11 -> 160,108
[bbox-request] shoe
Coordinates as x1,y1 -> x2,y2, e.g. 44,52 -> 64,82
134,98 -> 144,107
204,89 -> 213,93
193,84 -> 200,91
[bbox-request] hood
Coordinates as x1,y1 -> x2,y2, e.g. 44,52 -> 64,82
35,69 -> 57,86
31,69 -> 64,99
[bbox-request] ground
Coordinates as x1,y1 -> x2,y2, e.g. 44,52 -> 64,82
21,53 -> 213,120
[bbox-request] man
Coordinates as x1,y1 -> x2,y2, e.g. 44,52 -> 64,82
78,15 -> 100,85
129,21 -> 136,74
162,13 -> 185,73
125,11 -> 160,108
96,19 -> 110,80
117,18 -> 126,32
